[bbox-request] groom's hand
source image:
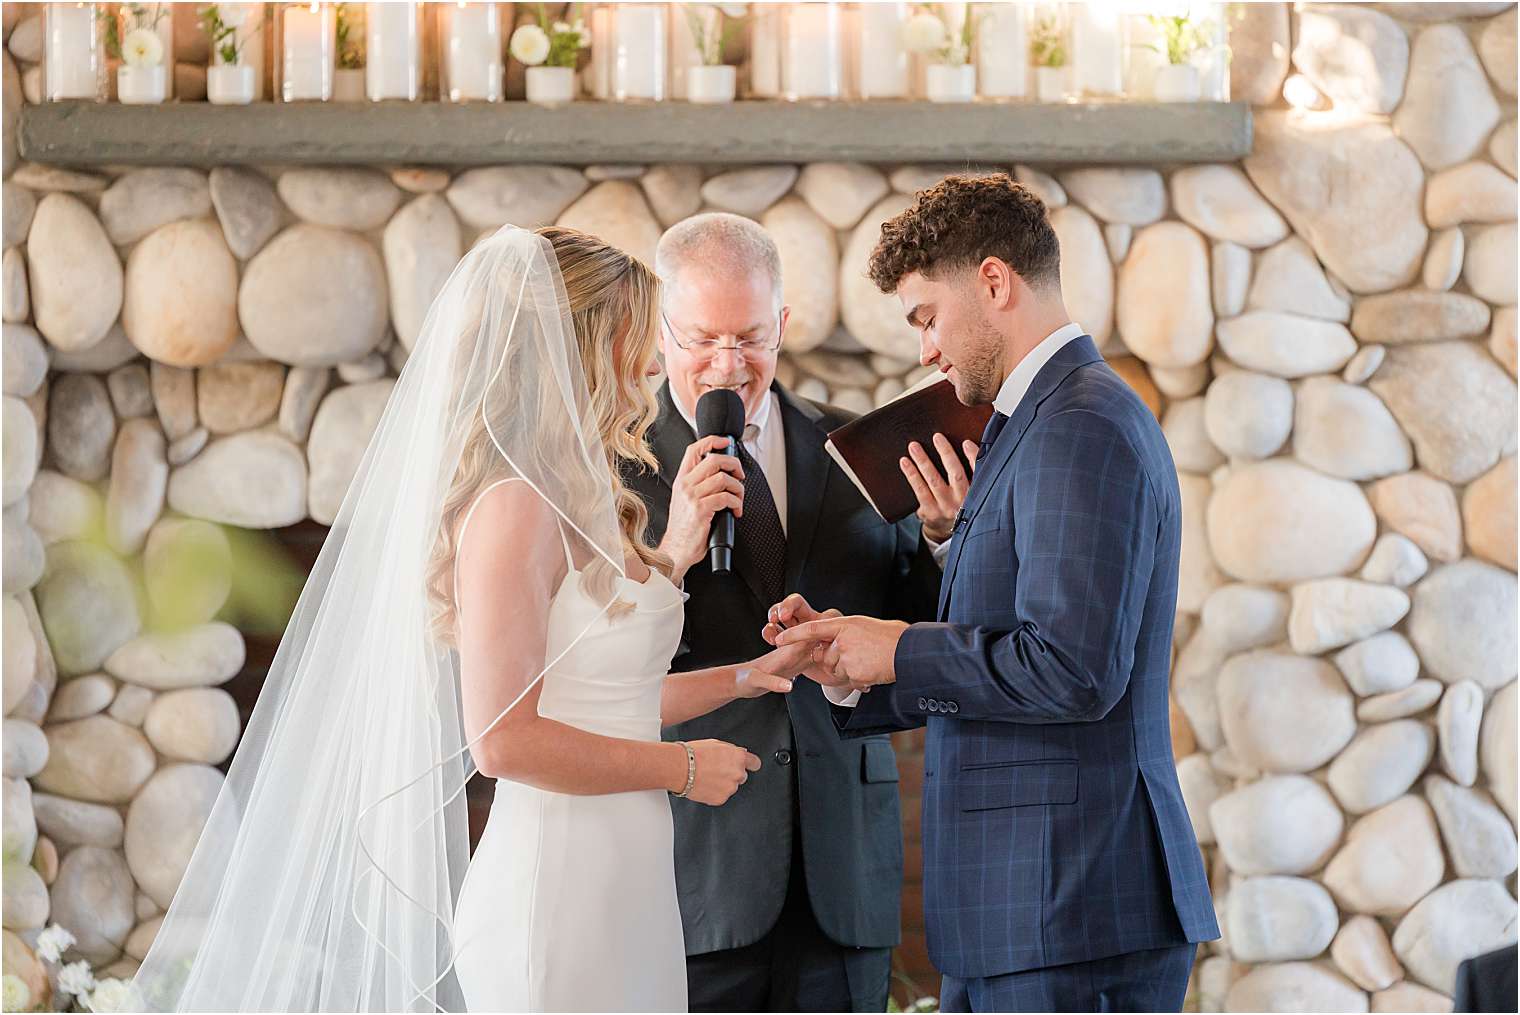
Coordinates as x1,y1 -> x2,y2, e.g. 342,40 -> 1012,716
762,594 -> 847,687
659,435 -> 745,582
773,615 -> 909,692
902,433 -> 980,543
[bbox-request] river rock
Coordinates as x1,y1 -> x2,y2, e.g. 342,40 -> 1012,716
103,622 -> 245,691
1491,305 -> 1517,378
1479,6 -> 1517,95
1368,341 -> 1517,485
1204,370 -> 1292,459
1425,161 -> 1517,228
1201,584 -> 1290,653
48,845 -> 133,964
839,194 -> 918,361
1179,473 -> 1225,613
30,792 -> 122,848
1332,916 -> 1404,993
103,419 -> 167,557
1058,168 -> 1166,225
1247,236 -> 1352,322
1014,165 -> 1066,209
1464,456 -> 1517,570
26,471 -> 99,548
1293,4 -> 1408,114
1211,775 -> 1345,876
1244,113 -> 1426,293
763,197 -> 838,354
639,164 -> 702,228
1,396 -> 35,506
1162,398 -> 1224,473
123,763 -> 225,909
34,715 -> 154,804
1394,24 -> 1502,170
2,718 -> 44,777
166,431 -> 308,528
307,380 -> 396,525
34,541 -> 139,676
1463,222 -> 1518,304
208,167 -> 280,260
447,166 -> 588,230
700,165 -> 798,216
557,181 -> 662,269
1360,533 -> 1429,589
196,362 -> 283,434
1050,205 -> 1113,347
1288,578 -> 1410,654
1437,680 -> 1483,786
1358,680 -> 1444,723
1423,774 -> 1517,879
1422,229 -> 1464,292
1324,796 -> 1445,916
143,518 -> 231,627
1480,686 -> 1517,835
1212,240 -> 1251,317
1492,119 -> 1518,178
2,503 -> 41,596
1367,472 -> 1463,563
1216,312 -> 1358,377
122,219 -> 240,367
1170,165 -> 1287,248
1334,631 -> 1420,696
47,673 -> 114,723
98,169 -> 211,245
26,194 -> 123,351
2,247 -> 27,324
793,163 -> 888,230
1370,981 -> 1453,1013
276,168 -> 401,231
1351,292 -> 1491,348
1392,879 -> 1518,993
1327,720 -> 1435,814
2,324 -> 47,399
1115,222 -> 1212,368
1218,650 -> 1356,773
1208,460 -> 1376,583
1225,962 -> 1369,1013
46,373 -> 115,482
240,225 -> 390,366
1407,560 -> 1517,689
143,688 -> 239,764
383,194 -> 461,352
108,684 -> 152,728
1176,753 -> 1228,845
1227,877 -> 1339,962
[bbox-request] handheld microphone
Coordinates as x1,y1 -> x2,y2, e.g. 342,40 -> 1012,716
695,388 -> 746,575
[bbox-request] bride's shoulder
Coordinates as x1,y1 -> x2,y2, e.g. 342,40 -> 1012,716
457,477 -> 558,547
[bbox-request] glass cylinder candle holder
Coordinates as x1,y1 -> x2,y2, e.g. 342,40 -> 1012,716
207,3 -> 266,104
43,3 -> 107,101
1070,0 -> 1124,98
606,3 -> 667,102
1026,2 -> 1071,102
277,2 -> 336,101
669,2 -> 710,100
114,2 -> 174,104
781,1 -> 844,101
1195,2 -> 1230,101
854,1 -> 909,100
365,0 -> 420,100
976,2 -> 1028,100
1123,8 -> 1165,99
439,2 -> 503,102
748,1 -> 781,97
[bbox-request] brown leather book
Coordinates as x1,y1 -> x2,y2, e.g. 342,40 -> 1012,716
824,373 -> 995,524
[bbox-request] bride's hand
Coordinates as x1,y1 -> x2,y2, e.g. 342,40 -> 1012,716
683,740 -> 762,805
734,663 -> 796,699
760,595 -> 849,688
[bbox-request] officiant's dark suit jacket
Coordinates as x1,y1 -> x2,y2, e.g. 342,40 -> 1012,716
627,380 -> 942,956
834,336 -> 1220,980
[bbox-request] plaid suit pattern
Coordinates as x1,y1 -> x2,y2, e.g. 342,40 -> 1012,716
838,336 -> 1219,983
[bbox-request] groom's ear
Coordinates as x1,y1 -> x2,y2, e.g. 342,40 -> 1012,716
977,257 -> 1020,311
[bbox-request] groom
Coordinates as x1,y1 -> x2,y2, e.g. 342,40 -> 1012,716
770,174 -> 1219,1013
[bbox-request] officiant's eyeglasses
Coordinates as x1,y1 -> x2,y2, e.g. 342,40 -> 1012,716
661,310 -> 784,359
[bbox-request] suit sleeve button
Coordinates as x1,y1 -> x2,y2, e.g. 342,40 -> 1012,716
917,697 -> 928,709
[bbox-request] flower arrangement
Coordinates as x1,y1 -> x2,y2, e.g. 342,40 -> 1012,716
99,3 -> 168,69
1145,12 -> 1215,66
335,2 -> 364,72
199,4 -> 263,67
2,924 -> 141,1013
902,3 -> 976,67
509,4 -> 590,70
1029,11 -> 1068,68
684,4 -> 748,68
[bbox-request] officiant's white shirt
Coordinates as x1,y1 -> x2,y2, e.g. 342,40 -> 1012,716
826,321 -> 1084,708
672,387 -> 787,534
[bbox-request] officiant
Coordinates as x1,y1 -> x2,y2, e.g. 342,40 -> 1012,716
626,212 -> 958,1012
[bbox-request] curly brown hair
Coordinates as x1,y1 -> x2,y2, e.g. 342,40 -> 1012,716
867,173 -> 1062,296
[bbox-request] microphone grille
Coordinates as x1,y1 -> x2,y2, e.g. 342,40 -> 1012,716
695,388 -> 747,439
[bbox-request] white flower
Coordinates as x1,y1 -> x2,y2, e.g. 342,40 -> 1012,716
552,20 -> 571,35
121,27 -> 164,68
55,961 -> 95,1000
33,924 -> 76,964
2,973 -> 31,1013
718,3 -> 749,17
901,11 -> 947,55
509,23 -> 551,66
84,978 -> 143,1013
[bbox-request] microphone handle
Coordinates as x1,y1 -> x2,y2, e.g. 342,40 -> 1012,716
706,439 -> 739,574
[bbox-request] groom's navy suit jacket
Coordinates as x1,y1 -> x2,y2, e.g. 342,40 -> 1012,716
837,336 -> 1220,979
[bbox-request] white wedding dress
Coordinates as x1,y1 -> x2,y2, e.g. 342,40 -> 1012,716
452,506 -> 690,1012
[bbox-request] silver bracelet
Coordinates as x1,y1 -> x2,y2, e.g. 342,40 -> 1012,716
672,741 -> 697,798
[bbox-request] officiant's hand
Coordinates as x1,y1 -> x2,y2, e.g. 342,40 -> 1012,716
772,615 -> 909,692
660,435 -> 746,585
902,433 -> 980,543
762,594 -> 848,688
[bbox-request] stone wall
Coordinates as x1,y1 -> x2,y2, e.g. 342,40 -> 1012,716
4,2 -> 1519,1011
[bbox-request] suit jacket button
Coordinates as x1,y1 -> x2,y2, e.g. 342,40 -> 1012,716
917,697 -> 928,710
947,701 -> 959,714
927,700 -> 939,713
773,749 -> 793,766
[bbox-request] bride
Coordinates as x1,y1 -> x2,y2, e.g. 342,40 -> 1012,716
131,226 -> 814,1012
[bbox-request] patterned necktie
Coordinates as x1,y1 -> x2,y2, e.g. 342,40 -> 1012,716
978,411 -> 1011,463
732,441 -> 787,604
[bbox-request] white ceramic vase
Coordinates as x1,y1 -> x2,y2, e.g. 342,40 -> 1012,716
117,64 -> 167,104
926,63 -> 976,103
207,64 -> 257,105
526,65 -> 576,105
686,64 -> 736,104
1153,62 -> 1201,102
1035,64 -> 1068,102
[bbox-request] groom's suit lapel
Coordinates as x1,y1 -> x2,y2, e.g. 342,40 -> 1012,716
937,335 -> 1105,620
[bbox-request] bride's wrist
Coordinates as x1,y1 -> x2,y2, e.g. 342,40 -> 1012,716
665,741 -> 693,795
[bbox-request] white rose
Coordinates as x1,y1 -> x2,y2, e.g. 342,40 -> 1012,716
552,20 -> 571,35
901,11 -> 947,55
34,924 -> 77,964
509,23 -> 551,66
56,961 -> 96,1000
122,26 -> 164,68
2,973 -> 31,1013
85,978 -> 144,1013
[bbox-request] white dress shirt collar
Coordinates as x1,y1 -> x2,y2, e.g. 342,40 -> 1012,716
991,322 -> 1087,417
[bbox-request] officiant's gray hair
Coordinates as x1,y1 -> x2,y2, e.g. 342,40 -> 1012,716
655,212 -> 784,311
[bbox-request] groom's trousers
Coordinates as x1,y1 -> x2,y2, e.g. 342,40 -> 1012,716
939,943 -> 1197,1014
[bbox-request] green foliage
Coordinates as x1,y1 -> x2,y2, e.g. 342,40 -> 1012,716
335,3 -> 364,71
199,4 -> 264,67
98,3 -> 169,61
1029,12 -> 1067,68
534,3 -> 588,69
1145,13 -> 1214,66
684,4 -> 746,67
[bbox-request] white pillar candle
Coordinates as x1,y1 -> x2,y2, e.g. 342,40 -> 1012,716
670,3 -> 717,100
1071,1 -> 1123,97
782,2 -> 842,101
589,5 -> 612,99
749,4 -> 780,97
281,3 -> 334,101
976,2 -> 1027,98
44,3 -> 102,100
855,1 -> 908,99
611,4 -> 666,101
443,2 -> 502,102
366,0 -> 419,100
1123,10 -> 1164,98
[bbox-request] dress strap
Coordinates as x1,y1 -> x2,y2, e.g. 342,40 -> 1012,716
452,477 -> 528,609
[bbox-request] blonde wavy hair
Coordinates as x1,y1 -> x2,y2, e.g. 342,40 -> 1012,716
427,226 -> 669,640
